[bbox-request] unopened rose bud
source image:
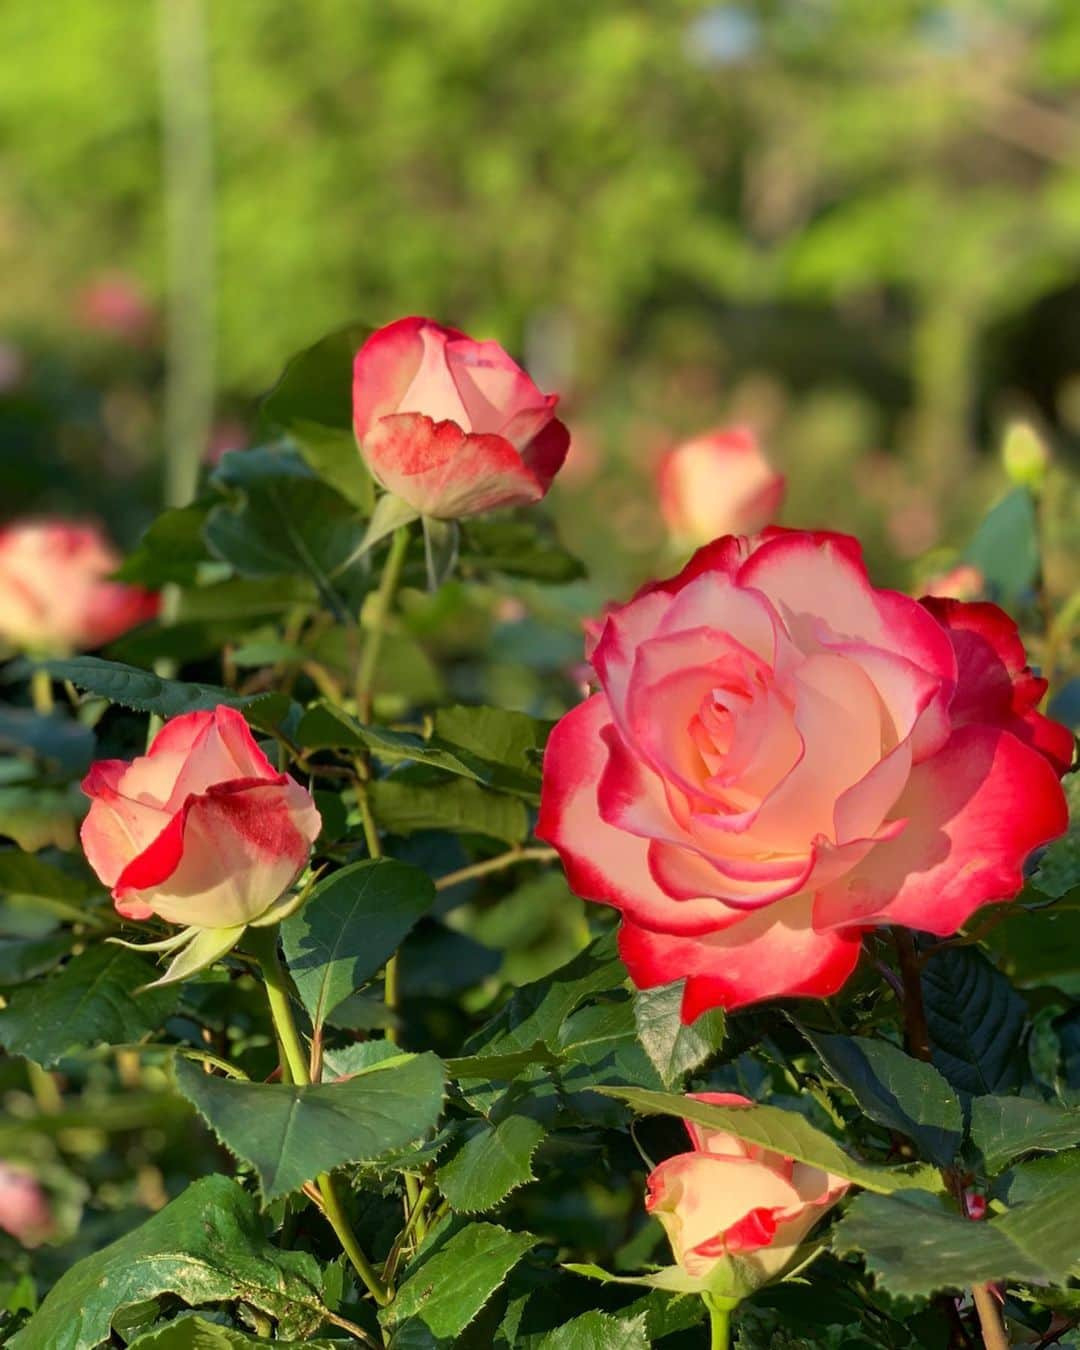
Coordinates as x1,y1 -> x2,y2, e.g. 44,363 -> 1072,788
1002,421 -> 1049,491
646,1093 -> 848,1287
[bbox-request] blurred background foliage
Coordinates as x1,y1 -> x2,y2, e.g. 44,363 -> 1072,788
1,0 -> 1079,592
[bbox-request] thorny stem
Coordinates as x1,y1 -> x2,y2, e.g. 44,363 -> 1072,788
971,1283 -> 1009,1350
892,929 -> 931,1063
247,926 -> 389,1307
355,526 -> 411,722
382,1179 -> 434,1289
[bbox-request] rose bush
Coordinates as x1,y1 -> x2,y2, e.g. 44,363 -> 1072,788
646,1092 -> 848,1287
352,315 -> 569,520
658,427 -> 785,545
3,319 -> 1077,1350
0,520 -> 158,654
539,527 -> 1071,1016
81,706 -> 320,930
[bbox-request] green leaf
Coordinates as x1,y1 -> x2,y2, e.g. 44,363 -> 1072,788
115,502 -> 214,587
203,446 -> 367,616
970,1095 -> 1080,1174
173,1051 -> 445,1199
834,1179 -> 1080,1295
260,322 -> 371,440
460,519 -> 584,583
0,784 -> 81,852
535,1311 -> 650,1350
383,1222 -> 537,1340
0,852 -> 95,903
0,946 -> 178,1067
921,946 -> 1027,1096
465,932 -> 625,1057
38,656 -> 293,733
963,486 -> 1039,603
432,704 -> 548,779
983,902 -> 1080,995
369,778 -> 529,845
437,1114 -> 547,1212
805,1032 -> 962,1167
282,858 -> 435,1028
0,705 -> 95,779
8,1175 -> 328,1349
0,933 -> 72,984
289,422 -> 375,513
129,1316 -> 345,1349
444,1044 -> 559,1081
599,1088 -> 944,1194
297,702 -> 541,798
633,981 -> 726,1089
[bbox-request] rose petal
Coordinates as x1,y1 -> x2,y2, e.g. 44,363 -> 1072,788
619,890 -> 865,1016
537,695 -> 736,935
114,776 -> 320,929
363,414 -> 545,518
812,724 -> 1068,935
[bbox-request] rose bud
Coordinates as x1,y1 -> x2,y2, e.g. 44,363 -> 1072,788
646,1093 -> 848,1287
539,528 -> 1070,1017
0,1163 -> 53,1248
0,520 -> 159,656
352,316 -> 570,523
923,563 -> 984,602
659,428 -> 785,546
81,707 -> 320,934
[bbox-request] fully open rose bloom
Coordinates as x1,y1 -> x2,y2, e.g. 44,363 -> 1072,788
81,707 -> 320,930
0,520 -> 158,654
352,316 -> 570,519
538,528 -> 1071,1017
659,427 -> 785,545
647,1093 -> 848,1286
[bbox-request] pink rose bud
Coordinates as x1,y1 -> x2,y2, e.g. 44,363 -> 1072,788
658,428 -> 785,546
646,1093 -> 848,1284
80,707 -> 321,930
352,316 -> 570,519
963,1189 -> 988,1221
0,1163 -> 53,1247
923,564 -> 984,602
0,520 -> 159,655
538,528 -> 1070,1017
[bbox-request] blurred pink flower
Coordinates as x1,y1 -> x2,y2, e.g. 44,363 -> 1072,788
75,274 -> 156,345
923,564 -> 984,602
0,1163 -> 52,1247
658,427 -> 784,546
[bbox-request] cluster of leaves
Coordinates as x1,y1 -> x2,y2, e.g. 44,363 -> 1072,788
0,328 -> 1077,1350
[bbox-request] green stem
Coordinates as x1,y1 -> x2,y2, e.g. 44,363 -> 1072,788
247,926 -> 389,1306
355,526 -> 410,721
709,1302 -> 731,1350
434,847 -> 558,892
357,780 -> 404,1054
30,668 -> 54,715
